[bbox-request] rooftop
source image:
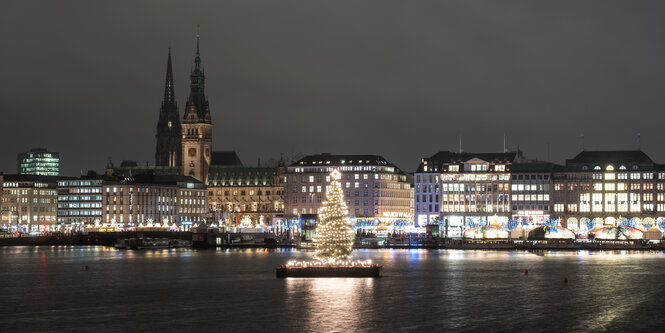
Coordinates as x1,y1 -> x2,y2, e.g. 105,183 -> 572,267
290,153 -> 396,167
211,151 -> 243,166
566,150 -> 653,164
417,151 -> 519,172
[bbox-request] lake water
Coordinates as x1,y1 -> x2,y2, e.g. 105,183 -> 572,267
1,247 -> 664,332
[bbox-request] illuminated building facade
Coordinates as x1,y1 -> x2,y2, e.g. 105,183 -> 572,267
1,175 -> 62,231
18,148 -> 60,176
100,174 -> 208,228
207,151 -> 285,228
550,150 -> 665,233
284,154 -> 412,230
57,173 -> 207,230
510,163 -> 555,225
414,151 -> 522,236
57,176 -> 104,230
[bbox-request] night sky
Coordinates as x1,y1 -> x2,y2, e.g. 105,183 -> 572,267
1,1 -> 664,176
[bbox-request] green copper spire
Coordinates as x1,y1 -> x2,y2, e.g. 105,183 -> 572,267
194,24 -> 202,72
183,24 -> 211,124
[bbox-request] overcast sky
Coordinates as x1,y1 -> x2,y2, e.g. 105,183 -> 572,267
1,0 -> 664,175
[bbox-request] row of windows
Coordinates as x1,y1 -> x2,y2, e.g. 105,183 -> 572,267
210,190 -> 280,196
438,205 -> 511,213
512,194 -> 551,201
442,183 -> 509,192
511,184 -> 549,191
554,203 -> 652,213
442,194 -> 510,202
555,183 -> 660,191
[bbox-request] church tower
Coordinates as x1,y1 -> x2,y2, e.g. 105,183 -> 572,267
182,26 -> 212,183
155,48 -> 182,167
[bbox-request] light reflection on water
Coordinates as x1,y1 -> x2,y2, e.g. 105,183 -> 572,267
286,278 -> 373,333
1,247 -> 665,332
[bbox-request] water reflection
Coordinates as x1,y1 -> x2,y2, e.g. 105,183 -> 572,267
286,278 -> 374,332
2,247 -> 665,331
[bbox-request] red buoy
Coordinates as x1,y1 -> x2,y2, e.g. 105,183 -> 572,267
563,277 -> 568,283
85,265 -> 89,270
524,269 -> 528,275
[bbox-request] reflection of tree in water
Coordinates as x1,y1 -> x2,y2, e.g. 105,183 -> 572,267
285,278 -> 374,332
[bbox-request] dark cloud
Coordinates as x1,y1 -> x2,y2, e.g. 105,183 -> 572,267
1,0 -> 664,175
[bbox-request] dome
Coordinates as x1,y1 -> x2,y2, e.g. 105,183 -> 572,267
595,226 -> 643,240
528,226 -> 576,240
463,223 -> 509,239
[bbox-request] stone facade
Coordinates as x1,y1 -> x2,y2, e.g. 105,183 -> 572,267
284,154 -> 412,229
1,175 -> 63,231
550,151 -> 665,232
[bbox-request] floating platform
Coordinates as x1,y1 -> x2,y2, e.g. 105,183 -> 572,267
276,265 -> 382,278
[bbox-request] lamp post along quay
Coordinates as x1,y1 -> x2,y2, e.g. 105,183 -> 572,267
276,169 -> 382,278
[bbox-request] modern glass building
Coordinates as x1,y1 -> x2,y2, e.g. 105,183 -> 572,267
18,148 -> 60,176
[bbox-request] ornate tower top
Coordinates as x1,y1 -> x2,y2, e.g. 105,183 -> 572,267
184,24 -> 211,124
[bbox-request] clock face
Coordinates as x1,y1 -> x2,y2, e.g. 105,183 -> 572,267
188,148 -> 197,157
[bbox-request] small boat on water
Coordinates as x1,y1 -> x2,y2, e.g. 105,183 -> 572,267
114,238 -> 192,249
138,238 -> 170,249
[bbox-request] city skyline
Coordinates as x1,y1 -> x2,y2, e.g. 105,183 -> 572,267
2,1 -> 665,176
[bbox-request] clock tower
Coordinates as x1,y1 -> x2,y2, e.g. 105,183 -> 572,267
182,26 -> 212,183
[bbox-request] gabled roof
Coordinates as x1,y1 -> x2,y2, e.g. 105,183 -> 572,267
211,151 -> 243,166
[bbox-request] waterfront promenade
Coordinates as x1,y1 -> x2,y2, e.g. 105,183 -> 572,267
1,231 -> 664,251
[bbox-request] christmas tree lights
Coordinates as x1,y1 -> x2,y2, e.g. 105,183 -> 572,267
314,169 -> 354,262
285,169 -> 373,268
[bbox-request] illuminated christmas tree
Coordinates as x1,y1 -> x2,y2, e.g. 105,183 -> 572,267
314,169 -> 354,262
